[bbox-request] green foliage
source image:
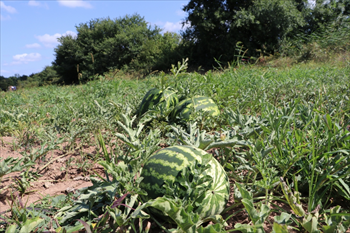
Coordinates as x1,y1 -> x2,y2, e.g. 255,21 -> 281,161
17,66 -> 60,88
1,63 -> 350,232
280,20 -> 350,61
280,177 -> 350,232
0,158 -> 35,180
182,0 -> 350,67
1,194 -> 67,233
0,158 -> 35,193
0,74 -> 28,91
298,0 -> 350,35
53,33 -> 81,84
182,0 -> 305,66
5,217 -> 44,233
232,0 -> 305,53
170,57 -> 189,78
130,32 -> 184,74
53,14 -> 183,84
234,183 -> 269,232
169,122 -> 249,151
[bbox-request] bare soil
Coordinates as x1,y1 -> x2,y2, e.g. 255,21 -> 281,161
0,136 -> 105,215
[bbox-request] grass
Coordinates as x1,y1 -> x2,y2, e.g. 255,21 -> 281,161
0,59 -> 350,232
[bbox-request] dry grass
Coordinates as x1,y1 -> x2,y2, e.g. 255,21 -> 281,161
258,49 -> 350,69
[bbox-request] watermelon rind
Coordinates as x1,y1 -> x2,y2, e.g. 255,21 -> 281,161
170,96 -> 220,121
137,88 -> 178,117
140,145 -> 230,219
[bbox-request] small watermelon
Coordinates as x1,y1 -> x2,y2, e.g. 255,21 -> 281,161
170,96 -> 220,121
140,145 -> 230,218
137,88 -> 178,117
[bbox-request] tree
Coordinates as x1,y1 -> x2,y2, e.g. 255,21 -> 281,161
53,14 -> 181,84
231,0 -> 305,54
301,0 -> 350,34
0,75 -> 17,91
53,34 -> 81,84
0,76 -> 8,91
181,0 -> 349,67
182,0 -> 306,66
131,32 -> 184,73
182,0 -> 235,66
27,66 -> 60,86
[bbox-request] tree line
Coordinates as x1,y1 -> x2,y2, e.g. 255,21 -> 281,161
2,0 -> 349,88
0,74 -> 29,91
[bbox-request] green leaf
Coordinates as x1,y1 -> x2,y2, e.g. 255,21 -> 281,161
279,177 -> 305,217
301,214 -> 320,233
235,183 -> 252,200
321,225 -> 337,233
258,204 -> 270,224
5,224 -> 17,233
274,212 -> 291,225
150,197 -> 199,231
241,198 -> 259,224
234,223 -> 264,233
94,212 -> 110,231
272,222 -> 288,233
97,130 -> 110,163
63,223 -> 85,233
19,217 -> 44,233
202,215 -> 226,226
197,223 -> 226,233
76,220 -> 92,233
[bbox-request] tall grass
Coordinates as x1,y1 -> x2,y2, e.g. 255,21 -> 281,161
278,23 -> 350,64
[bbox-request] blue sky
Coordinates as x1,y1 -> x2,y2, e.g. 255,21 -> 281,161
0,0 -> 189,77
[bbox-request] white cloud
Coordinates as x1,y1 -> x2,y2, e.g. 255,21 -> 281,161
0,1 -> 17,20
176,9 -> 186,17
12,53 -> 42,64
0,1 -> 17,13
25,43 -> 41,48
57,0 -> 92,9
63,30 -> 77,37
28,0 -> 40,6
163,22 -> 182,32
28,0 -> 49,9
34,31 -> 77,47
0,14 -> 11,21
35,33 -> 62,47
160,21 -> 189,33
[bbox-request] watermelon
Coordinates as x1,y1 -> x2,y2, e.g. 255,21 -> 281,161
137,88 -> 178,117
170,96 -> 220,121
140,145 -> 230,218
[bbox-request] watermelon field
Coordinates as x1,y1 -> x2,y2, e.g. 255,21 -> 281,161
1,61 -> 350,232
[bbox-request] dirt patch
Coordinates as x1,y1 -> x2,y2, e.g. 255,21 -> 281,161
0,136 -> 105,213
0,137 -> 22,160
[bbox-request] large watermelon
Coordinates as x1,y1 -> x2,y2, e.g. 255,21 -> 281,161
140,145 -> 230,218
170,96 -> 220,121
137,88 -> 178,117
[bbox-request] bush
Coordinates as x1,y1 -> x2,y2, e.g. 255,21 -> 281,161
52,14 -> 184,84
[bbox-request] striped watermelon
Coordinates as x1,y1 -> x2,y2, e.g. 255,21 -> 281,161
170,96 -> 220,121
137,88 -> 178,117
140,145 -> 230,218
